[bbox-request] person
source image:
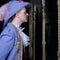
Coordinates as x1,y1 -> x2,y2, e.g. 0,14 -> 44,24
0,1 -> 31,60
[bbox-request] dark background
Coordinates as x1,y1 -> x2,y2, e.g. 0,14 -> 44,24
45,0 -> 58,60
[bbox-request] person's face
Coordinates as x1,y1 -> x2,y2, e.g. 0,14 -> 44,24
16,7 -> 29,23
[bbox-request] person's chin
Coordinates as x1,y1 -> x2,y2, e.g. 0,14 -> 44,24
22,21 -> 27,23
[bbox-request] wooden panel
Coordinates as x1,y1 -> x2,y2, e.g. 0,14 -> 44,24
42,0 -> 46,60
29,0 -> 36,60
58,0 -> 60,59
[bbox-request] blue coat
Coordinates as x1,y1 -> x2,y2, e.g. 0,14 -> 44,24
0,23 -> 23,60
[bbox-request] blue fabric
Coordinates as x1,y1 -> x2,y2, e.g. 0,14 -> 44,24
4,1 -> 31,26
0,23 -> 18,60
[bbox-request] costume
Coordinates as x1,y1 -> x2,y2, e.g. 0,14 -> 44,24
0,23 -> 30,60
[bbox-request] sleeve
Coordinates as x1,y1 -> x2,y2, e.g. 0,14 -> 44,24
0,30 -> 15,60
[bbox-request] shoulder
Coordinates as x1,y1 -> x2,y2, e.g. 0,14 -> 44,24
0,25 -> 15,38
0,23 -> 18,37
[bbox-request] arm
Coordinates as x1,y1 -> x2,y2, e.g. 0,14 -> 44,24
0,29 -> 14,60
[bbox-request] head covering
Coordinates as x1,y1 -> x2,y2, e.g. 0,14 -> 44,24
4,1 -> 31,26
0,3 -> 9,21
